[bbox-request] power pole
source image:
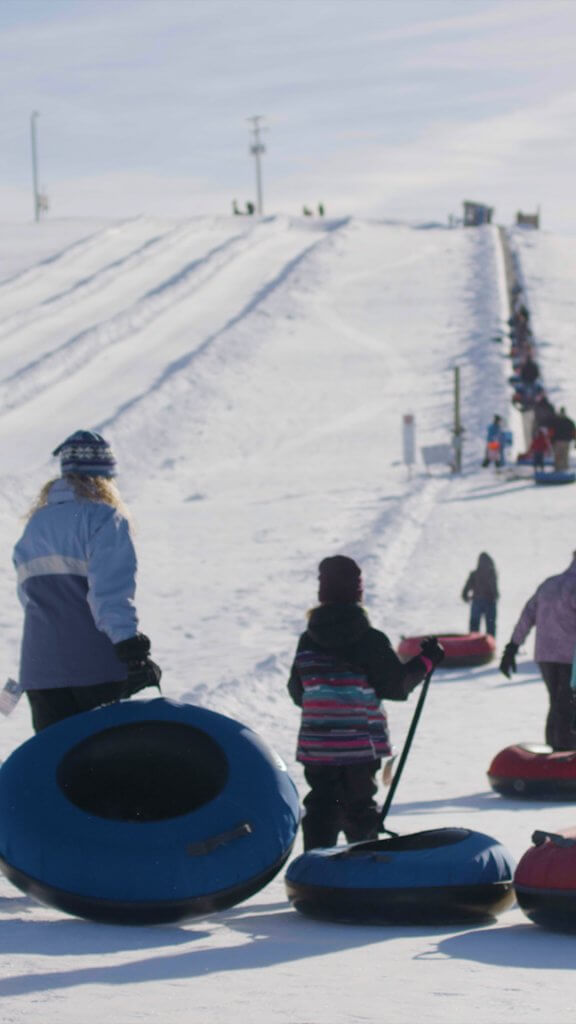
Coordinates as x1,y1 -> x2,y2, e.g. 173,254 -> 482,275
453,366 -> 464,472
248,115 -> 266,215
30,111 -> 40,223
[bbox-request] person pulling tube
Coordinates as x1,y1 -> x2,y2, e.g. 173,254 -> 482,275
13,430 -> 161,733
287,555 -> 444,851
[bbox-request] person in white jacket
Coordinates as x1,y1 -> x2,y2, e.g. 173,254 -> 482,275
13,430 -> 161,732
500,552 -> 576,749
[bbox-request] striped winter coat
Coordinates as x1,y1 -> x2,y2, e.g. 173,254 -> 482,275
287,603 -> 428,766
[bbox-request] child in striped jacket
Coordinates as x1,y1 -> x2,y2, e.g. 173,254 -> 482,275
287,556 -> 443,851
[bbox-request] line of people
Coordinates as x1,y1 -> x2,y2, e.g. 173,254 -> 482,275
507,291 -> 576,471
522,405 -> 576,471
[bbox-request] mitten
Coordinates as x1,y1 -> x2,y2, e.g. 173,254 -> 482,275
499,641 -> 518,679
114,633 -> 162,695
419,636 -> 445,667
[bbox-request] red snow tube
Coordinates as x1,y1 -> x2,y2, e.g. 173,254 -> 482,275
515,827 -> 576,930
397,632 -> 496,668
487,743 -> 576,799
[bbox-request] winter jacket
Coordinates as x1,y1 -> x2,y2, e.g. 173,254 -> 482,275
13,479 -> 138,690
527,429 -> 552,456
519,359 -> 540,385
287,603 -> 428,765
550,414 -> 576,443
462,556 -> 499,602
511,557 -> 576,664
486,422 -> 505,445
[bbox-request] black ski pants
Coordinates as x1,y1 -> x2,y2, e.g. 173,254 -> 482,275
301,761 -> 381,851
26,678 -> 160,733
539,661 -> 576,751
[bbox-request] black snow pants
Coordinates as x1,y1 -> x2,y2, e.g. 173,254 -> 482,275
539,661 -> 576,751
301,761 -> 381,851
26,677 -> 160,733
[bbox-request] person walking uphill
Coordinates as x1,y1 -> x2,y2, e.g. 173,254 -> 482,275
13,430 -> 162,732
287,556 -> 444,851
461,552 -> 499,637
500,552 -> 576,750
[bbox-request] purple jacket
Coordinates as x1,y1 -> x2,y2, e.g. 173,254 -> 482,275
511,558 -> 576,663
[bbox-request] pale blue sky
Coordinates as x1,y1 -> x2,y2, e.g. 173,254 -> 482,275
2,0 -> 576,228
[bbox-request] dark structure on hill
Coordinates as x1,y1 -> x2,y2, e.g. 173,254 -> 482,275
463,201 -> 494,226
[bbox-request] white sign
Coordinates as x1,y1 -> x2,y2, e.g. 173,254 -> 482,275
421,443 -> 453,467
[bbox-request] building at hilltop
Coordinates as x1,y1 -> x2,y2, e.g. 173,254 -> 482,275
463,201 -> 494,226
516,210 -> 540,229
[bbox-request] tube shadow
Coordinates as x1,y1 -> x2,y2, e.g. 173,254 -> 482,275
443,482 -> 535,502
422,921 -> 576,969
0,901 -> 490,996
0,913 -> 203,956
390,789 -> 576,814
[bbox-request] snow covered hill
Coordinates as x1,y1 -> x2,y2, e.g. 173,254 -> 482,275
1,216 -> 576,1024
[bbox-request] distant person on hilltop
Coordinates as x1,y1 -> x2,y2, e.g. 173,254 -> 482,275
461,552 -> 499,637
500,552 -> 576,750
286,555 -> 444,850
12,430 -> 161,732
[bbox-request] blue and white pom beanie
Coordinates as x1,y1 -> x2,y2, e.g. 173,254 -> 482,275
52,430 -> 117,478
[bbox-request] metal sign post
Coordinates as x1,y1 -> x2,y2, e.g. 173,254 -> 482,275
403,414 -> 416,475
452,367 -> 463,472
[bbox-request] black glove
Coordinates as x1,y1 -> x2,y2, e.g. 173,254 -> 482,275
420,636 -> 445,667
499,641 -> 518,679
114,633 -> 162,696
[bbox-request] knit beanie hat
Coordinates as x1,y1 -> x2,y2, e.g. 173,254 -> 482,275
52,430 -> 117,478
318,555 -> 363,604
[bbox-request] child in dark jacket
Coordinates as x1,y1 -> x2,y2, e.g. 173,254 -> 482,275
287,555 -> 444,851
461,552 -> 499,637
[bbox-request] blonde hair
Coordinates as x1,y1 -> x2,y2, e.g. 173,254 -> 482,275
27,475 -> 129,520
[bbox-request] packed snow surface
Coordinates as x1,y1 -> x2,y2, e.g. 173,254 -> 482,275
0,215 -> 575,1023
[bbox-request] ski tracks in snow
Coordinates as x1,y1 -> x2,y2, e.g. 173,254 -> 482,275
0,218 -> 145,306
0,217 -> 335,418
0,221 -> 192,341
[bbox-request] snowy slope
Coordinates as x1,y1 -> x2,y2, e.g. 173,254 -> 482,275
0,217 -> 576,1024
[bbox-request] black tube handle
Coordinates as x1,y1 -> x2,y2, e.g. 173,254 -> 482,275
187,822 -> 252,856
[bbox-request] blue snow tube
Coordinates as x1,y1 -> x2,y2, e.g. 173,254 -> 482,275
285,828 -> 515,924
534,471 -> 576,486
0,697 -> 300,925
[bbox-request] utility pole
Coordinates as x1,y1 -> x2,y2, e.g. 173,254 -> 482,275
247,115 -> 266,216
30,111 -> 40,223
452,366 -> 464,472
